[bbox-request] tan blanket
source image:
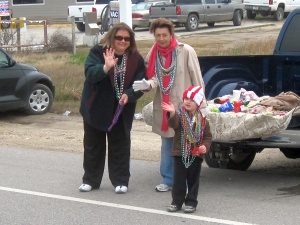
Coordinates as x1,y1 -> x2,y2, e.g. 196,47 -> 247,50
258,91 -> 300,110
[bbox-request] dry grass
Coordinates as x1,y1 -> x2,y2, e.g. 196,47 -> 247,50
11,33 -> 277,115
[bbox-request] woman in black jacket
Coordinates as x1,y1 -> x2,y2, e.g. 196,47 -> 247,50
79,23 -> 146,194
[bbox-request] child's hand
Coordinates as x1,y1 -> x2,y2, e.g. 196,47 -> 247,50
161,102 -> 175,115
198,145 -> 207,154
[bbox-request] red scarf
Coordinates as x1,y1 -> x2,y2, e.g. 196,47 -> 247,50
146,37 -> 178,131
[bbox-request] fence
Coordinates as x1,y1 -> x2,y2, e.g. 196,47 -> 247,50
0,19 -> 48,52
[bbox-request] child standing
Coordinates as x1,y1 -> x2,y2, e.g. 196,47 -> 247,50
161,86 -> 212,213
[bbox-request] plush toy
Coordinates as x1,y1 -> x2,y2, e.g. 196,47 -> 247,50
240,88 -> 259,100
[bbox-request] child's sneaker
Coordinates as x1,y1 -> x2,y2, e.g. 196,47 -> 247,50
184,206 -> 196,213
167,205 -> 181,212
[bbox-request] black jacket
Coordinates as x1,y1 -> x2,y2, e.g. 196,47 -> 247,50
80,45 -> 146,135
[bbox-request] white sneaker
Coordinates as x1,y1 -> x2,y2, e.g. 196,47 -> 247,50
115,185 -> 128,194
79,184 -> 92,192
155,184 -> 171,192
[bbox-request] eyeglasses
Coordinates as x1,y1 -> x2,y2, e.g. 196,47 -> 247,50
115,36 -> 131,42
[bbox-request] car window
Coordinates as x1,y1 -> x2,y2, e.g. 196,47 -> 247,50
205,0 -> 216,4
177,0 -> 202,4
156,2 -> 173,6
216,0 -> 228,3
131,0 -> 144,4
0,50 -> 9,68
132,2 -> 151,10
280,14 -> 300,52
95,0 -> 111,4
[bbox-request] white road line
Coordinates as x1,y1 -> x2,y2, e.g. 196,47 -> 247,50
0,186 -> 256,225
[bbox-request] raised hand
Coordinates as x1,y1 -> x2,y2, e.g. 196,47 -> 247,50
103,48 -> 118,72
161,102 -> 175,115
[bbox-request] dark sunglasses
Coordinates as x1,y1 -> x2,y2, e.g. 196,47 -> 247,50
115,36 -> 131,42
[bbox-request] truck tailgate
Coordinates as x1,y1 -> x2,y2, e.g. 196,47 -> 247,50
150,5 -> 176,20
68,5 -> 94,20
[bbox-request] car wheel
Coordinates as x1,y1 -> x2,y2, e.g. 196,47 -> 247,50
233,10 -> 242,26
226,151 -> 256,171
246,10 -> 256,19
25,84 -> 53,115
207,22 -> 215,27
76,22 -> 85,32
185,14 -> 199,31
274,7 -> 284,21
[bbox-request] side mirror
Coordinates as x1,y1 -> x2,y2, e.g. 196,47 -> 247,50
9,58 -> 16,67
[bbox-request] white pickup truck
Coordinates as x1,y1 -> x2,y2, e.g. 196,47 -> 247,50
68,0 -> 112,32
244,0 -> 300,20
68,0 -> 141,32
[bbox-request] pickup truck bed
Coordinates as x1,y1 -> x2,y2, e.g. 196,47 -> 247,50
197,8 -> 300,170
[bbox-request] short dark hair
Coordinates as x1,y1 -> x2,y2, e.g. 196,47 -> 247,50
99,22 -> 137,54
149,18 -> 175,36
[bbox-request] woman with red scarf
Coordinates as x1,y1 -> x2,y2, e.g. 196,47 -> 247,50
133,18 -> 206,192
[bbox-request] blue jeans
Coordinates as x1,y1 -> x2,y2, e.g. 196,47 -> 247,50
160,137 -> 174,187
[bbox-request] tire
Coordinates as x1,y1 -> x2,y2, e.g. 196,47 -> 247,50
205,143 -> 257,171
76,22 -> 85,32
99,5 -> 110,34
207,22 -> 215,27
246,10 -> 256,19
233,10 -> 242,26
204,143 -> 220,168
227,151 -> 256,171
25,84 -> 53,115
185,14 -> 199,31
274,7 -> 284,21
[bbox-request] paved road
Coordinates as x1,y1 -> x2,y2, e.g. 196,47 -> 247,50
1,146 -> 300,225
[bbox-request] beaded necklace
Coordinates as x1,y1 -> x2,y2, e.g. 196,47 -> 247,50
178,108 -> 206,168
155,49 -> 177,95
114,53 -> 127,100
108,53 -> 127,132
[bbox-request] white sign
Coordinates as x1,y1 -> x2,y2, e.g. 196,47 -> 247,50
110,10 -> 119,18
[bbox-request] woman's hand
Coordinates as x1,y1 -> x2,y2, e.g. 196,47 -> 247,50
103,48 -> 118,73
119,94 -> 128,105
